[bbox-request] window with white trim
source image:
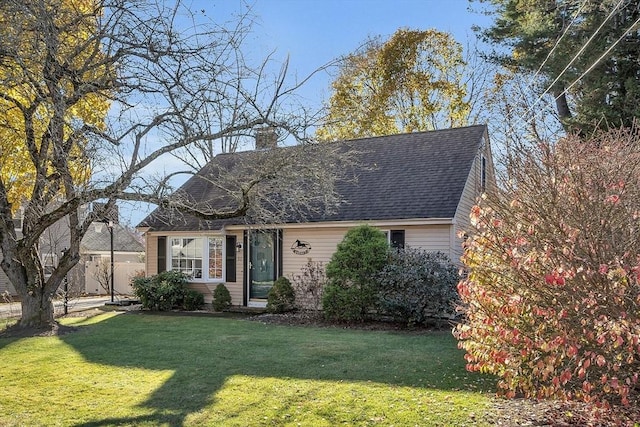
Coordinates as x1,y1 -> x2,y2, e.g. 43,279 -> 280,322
208,238 -> 223,280
169,236 -> 224,281
380,229 -> 405,249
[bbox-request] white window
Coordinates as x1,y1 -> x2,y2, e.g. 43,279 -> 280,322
208,238 -> 223,280
169,236 -> 224,281
380,229 -> 405,249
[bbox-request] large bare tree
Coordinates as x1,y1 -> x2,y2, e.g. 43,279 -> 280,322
0,0 -> 347,330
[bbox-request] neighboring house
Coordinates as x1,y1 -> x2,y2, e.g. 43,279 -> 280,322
138,125 -> 495,308
81,222 -> 146,296
0,208 -> 145,298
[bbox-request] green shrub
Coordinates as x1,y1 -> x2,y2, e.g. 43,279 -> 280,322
212,283 -> 232,311
131,276 -> 153,308
131,271 -> 189,311
322,282 -> 370,321
183,289 -> 205,311
323,225 -> 389,321
155,280 -> 180,311
267,276 -> 295,313
377,249 -> 459,325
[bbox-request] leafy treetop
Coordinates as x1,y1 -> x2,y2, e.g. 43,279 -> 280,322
316,28 -> 470,141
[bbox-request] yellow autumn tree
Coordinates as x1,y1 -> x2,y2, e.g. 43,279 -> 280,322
316,28 -> 470,141
0,0 -> 110,211
0,0 -> 111,328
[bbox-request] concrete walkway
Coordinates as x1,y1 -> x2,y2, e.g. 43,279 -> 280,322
0,296 -> 113,319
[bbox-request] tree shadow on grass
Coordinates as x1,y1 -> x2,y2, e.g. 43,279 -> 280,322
62,312 -> 493,427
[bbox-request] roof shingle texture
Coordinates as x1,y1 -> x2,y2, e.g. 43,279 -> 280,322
139,125 -> 486,231
82,223 -> 145,253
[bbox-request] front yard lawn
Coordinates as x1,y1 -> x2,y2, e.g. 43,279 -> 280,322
0,311 -> 496,426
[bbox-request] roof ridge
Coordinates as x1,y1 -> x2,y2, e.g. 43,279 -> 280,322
215,124 -> 488,156
336,124 -> 487,143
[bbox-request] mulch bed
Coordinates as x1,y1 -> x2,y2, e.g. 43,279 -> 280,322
247,310 -> 451,332
488,398 -> 640,426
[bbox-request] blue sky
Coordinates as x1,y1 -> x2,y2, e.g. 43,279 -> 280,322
196,0 -> 492,110
124,0 -> 493,226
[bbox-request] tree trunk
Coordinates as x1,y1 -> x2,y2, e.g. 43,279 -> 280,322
1,246 -> 58,329
553,87 -> 573,132
19,289 -> 55,328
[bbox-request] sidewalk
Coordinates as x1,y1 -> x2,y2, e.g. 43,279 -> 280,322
0,296 -> 113,319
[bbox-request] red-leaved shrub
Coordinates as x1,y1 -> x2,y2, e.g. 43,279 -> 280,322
454,127 -> 640,408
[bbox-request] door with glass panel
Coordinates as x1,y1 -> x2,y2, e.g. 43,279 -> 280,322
248,230 -> 277,300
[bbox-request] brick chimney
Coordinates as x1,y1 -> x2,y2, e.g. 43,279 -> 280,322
255,126 -> 278,150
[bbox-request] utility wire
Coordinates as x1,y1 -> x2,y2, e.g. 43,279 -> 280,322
529,0 -> 588,84
518,0 -> 626,126
532,10 -> 640,130
562,14 -> 640,95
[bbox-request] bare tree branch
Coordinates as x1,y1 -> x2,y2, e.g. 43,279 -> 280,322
0,0 -> 350,328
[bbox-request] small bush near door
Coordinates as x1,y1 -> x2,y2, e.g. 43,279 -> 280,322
184,289 -> 205,311
212,283 -> 232,311
267,276 -> 295,313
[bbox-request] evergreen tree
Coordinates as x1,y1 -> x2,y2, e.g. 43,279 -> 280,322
475,0 -> 640,132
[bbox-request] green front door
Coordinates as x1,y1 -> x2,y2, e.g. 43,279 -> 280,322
248,231 -> 277,300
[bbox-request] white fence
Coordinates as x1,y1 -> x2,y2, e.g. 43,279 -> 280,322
84,261 -> 145,296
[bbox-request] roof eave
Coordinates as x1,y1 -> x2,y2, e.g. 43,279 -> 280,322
223,217 -> 455,231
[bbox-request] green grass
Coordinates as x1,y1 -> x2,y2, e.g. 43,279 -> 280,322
0,312 -> 496,426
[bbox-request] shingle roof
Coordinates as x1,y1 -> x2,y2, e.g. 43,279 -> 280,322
82,222 -> 145,253
139,125 -> 487,231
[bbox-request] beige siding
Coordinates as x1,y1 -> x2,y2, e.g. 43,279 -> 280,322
0,270 -> 16,296
281,224 -> 456,280
453,134 -> 496,264
452,135 -> 496,259
146,234 -> 158,276
453,162 -> 478,263
404,225 -> 452,254
282,227 -> 347,280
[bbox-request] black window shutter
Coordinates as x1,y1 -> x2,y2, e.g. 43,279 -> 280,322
225,235 -> 237,282
157,236 -> 167,273
277,229 -> 283,278
390,230 -> 405,249
242,231 -> 248,306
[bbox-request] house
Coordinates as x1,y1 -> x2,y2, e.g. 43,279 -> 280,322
81,221 -> 146,296
0,208 -> 145,299
137,125 -> 494,308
